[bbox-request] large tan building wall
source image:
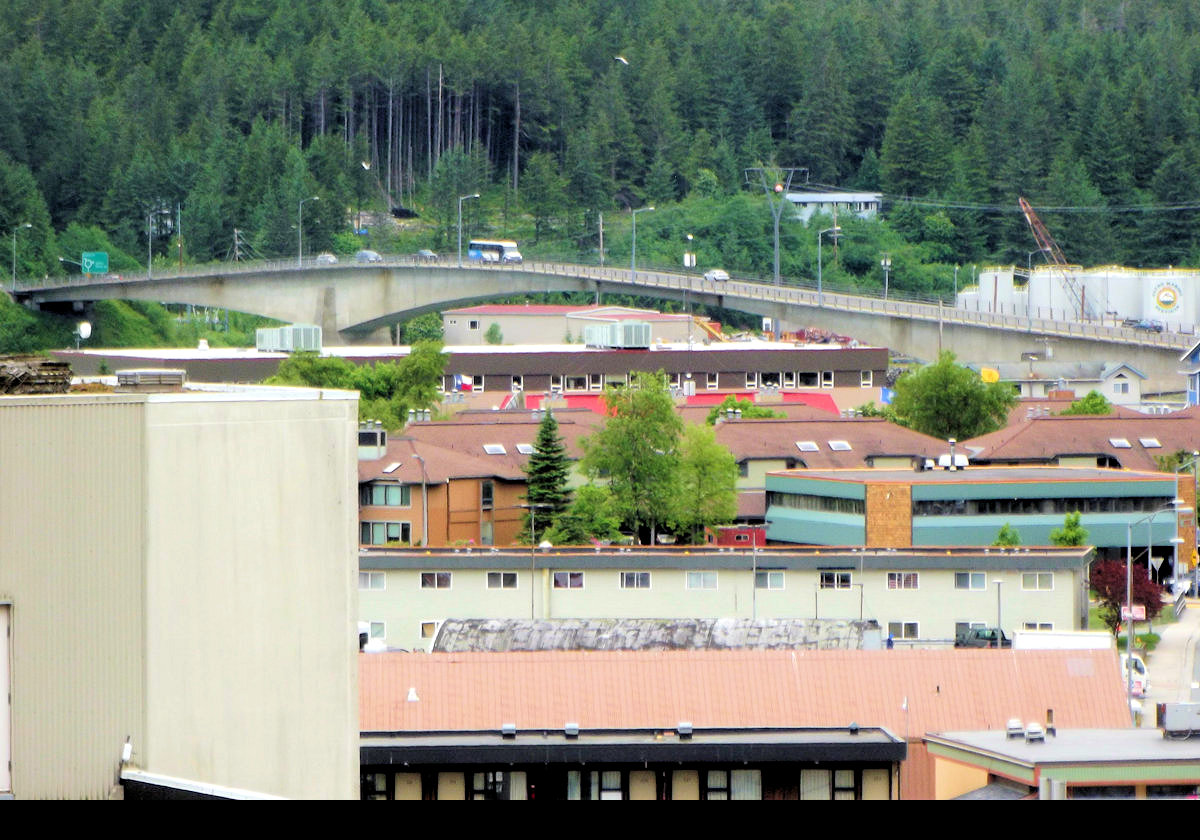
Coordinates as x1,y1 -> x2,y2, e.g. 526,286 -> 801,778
0,397 -> 148,799
142,394 -> 360,800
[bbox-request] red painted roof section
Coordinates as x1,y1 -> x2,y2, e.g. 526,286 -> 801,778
444,304 -> 589,315
360,649 -> 1129,735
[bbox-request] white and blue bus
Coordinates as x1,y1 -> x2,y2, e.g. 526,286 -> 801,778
467,239 -> 523,264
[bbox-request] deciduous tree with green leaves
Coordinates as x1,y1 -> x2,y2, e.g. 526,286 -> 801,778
1060,390 -> 1112,415
705,395 -> 785,425
671,424 -> 738,543
890,351 -> 1016,440
581,370 -> 683,544
1049,511 -> 1089,547
993,523 -> 1021,547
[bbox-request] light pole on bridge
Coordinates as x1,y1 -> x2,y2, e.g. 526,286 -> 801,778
631,206 -> 655,285
457,193 -> 480,268
298,195 -> 319,267
817,226 -> 841,309
10,222 -> 31,290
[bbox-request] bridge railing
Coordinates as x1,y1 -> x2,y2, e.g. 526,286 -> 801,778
14,254 -> 1193,350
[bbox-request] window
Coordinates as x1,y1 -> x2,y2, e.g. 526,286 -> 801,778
887,572 -> 918,590
820,571 -> 852,589
745,372 -> 759,389
358,571 -> 385,591
589,374 -> 603,391
487,572 -> 517,589
705,770 -> 730,800
860,370 -> 873,388
737,461 -> 749,478
668,372 -> 681,388
421,571 -> 451,589
833,769 -> 857,800
955,572 -> 986,590
755,571 -> 784,590
1022,572 -> 1054,591
553,571 -> 584,589
568,770 -> 623,800
471,771 -> 528,801
420,621 -> 438,639
1023,621 -> 1054,631
687,571 -> 718,590
888,621 -> 919,640
1109,437 -> 1132,448
369,621 -> 386,640
706,372 -> 719,390
511,375 -> 523,392
468,319 -> 480,330
516,443 -> 535,455
481,480 -> 494,509
472,374 -> 484,390
620,572 -> 651,589
1115,381 -> 1130,394
1139,437 -> 1161,448
360,521 -> 411,545
483,443 -> 507,455
795,441 -> 819,452
360,483 -> 411,507
783,371 -> 796,388
821,370 -> 834,389
955,620 -> 985,638
551,375 -> 563,392
828,440 -> 852,451
797,371 -> 818,387
566,375 -> 587,391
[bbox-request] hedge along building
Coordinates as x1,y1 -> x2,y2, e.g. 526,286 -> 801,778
956,265 -> 1200,330
764,466 -> 1196,584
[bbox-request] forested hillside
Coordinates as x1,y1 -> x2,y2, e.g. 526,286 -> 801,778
3,0 -> 1200,300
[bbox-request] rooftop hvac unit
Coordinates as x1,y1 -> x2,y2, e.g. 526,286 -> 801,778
256,324 -> 323,353
583,321 -> 651,349
115,368 -> 187,392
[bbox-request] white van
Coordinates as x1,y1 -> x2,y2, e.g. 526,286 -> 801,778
1121,653 -> 1150,697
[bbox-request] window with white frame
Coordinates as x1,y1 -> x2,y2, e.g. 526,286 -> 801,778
553,571 -> 584,589
955,620 -> 986,638
706,372 -> 719,390
481,480 -> 494,509
620,571 -> 651,589
369,621 -> 385,640
888,621 -> 919,640
755,570 -> 784,590
821,370 -> 834,389
860,370 -> 873,388
668,372 -> 681,388
745,372 -> 758,389
1022,572 -> 1053,591
472,374 -> 484,390
761,371 -> 781,388
551,375 -> 563,392
687,570 -> 718,590
783,371 -> 796,388
360,521 -> 411,545
511,375 -> 523,391
359,571 -> 386,591
887,572 -> 918,590
420,621 -> 438,639
468,319 -> 480,330
955,572 -> 986,590
798,371 -> 818,387
487,571 -> 518,589
1023,621 -> 1054,631
566,375 -> 587,391
820,570 -> 851,589
420,571 -> 451,589
360,483 -> 411,507
589,374 -> 603,391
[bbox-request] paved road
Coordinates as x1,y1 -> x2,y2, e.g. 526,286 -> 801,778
1140,598 -> 1200,724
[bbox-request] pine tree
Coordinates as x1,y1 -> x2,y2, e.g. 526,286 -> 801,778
524,408 -> 572,542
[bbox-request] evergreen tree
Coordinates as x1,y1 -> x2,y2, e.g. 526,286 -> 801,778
523,409 -> 572,542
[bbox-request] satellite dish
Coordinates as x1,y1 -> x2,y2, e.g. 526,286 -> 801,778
76,321 -> 92,340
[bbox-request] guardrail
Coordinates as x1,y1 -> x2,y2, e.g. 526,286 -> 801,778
12,254 -> 1194,351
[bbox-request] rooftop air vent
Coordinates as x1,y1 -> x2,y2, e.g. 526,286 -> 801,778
564,722 -> 580,738
677,721 -> 693,739
115,368 -> 187,393
501,723 -> 517,738
1006,718 -> 1024,739
1024,723 -> 1046,743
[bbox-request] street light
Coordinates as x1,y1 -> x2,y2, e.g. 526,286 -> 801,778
993,579 -> 1003,633
298,195 -> 319,267
521,502 -> 554,619
412,453 -> 429,548
10,222 -> 31,290
1126,500 -> 1192,720
880,254 -> 891,301
817,226 -> 841,308
457,193 -> 480,267
631,206 -> 655,284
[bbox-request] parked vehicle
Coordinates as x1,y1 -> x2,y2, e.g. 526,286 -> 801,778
703,268 -> 730,282
414,249 -> 438,262
1121,653 -> 1151,697
1012,630 -> 1115,651
954,627 -> 1011,648
1129,318 -> 1164,332
355,249 -> 383,263
315,252 -> 338,265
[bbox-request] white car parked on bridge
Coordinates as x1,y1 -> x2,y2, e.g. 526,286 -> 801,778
704,268 -> 730,282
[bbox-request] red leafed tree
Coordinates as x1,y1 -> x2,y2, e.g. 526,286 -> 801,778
1089,560 -> 1166,636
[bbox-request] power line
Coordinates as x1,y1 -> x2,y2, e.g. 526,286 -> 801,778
794,182 -> 1200,214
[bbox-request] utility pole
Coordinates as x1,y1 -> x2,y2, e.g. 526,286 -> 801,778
744,167 -> 808,285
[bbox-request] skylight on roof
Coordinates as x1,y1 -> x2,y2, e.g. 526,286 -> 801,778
795,441 -> 819,452
483,443 -> 507,455
516,443 -> 535,455
382,462 -> 401,474
1139,438 -> 1161,449
1109,438 -> 1132,449
828,440 -> 852,451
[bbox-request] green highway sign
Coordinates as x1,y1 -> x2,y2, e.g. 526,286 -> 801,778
81,251 -> 108,275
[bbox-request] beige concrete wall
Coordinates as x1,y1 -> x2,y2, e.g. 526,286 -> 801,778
141,393 -> 360,799
933,756 -> 989,800
360,564 -> 1082,651
0,396 -> 148,799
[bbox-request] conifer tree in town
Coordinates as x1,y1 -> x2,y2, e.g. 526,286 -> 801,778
523,408 -> 571,542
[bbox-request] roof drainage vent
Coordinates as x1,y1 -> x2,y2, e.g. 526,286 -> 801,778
564,722 -> 580,739
115,368 -> 187,393
677,721 -> 693,740
1006,718 -> 1024,739
501,723 -> 517,739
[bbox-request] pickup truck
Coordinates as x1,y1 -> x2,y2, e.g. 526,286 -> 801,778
954,627 -> 1011,648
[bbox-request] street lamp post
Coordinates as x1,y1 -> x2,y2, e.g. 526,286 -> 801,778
880,254 -> 891,301
457,193 -> 480,267
10,222 -> 31,290
994,580 -> 1003,633
631,206 -> 655,284
817,226 -> 841,308
298,195 -> 319,267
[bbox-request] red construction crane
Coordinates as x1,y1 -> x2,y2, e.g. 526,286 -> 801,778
1018,197 -> 1087,319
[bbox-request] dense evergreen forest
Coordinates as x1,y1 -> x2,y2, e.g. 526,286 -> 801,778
4,0 -> 1200,332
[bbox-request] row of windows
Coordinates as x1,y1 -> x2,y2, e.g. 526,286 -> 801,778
360,483 -> 411,508
767,492 -> 865,515
360,570 -> 1056,592
913,496 -> 1174,516
446,370 -> 878,394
